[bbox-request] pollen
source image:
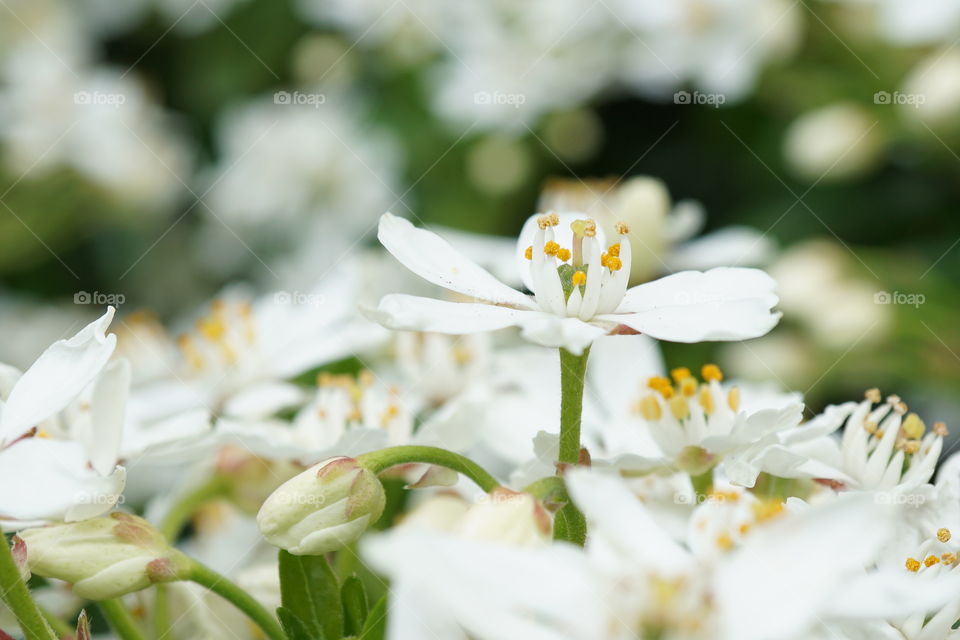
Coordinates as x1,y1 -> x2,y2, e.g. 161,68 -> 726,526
557,248 -> 571,262
865,388 -> 881,403
905,557 -> 921,572
647,376 -> 674,398
679,377 -> 697,397
669,396 -> 689,420
701,364 -> 723,382
381,404 -> 400,425
716,534 -> 734,551
924,555 -> 941,567
638,395 -> 662,421
36,429 -> 52,439
938,528 -> 952,543
699,386 -> 715,414
571,271 -> 587,286
752,499 -> 785,523
543,241 -> 560,256
197,317 -> 226,342
902,413 -> 925,439
605,256 -> 623,271
728,386 -> 741,412
943,552 -> 958,566
524,246 -> 533,260
537,213 -> 560,229
670,367 -> 692,383
738,523 -> 751,535
934,422 -> 950,437
615,221 -> 630,235
607,243 -> 621,257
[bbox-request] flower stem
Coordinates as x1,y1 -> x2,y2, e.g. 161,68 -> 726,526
558,347 -> 591,465
159,475 -> 231,542
357,446 -> 500,492
186,560 -> 286,640
98,599 -> 147,640
0,536 -> 57,640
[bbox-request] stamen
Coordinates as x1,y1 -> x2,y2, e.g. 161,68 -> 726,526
716,534 -> 734,551
557,248 -> 571,262
924,555 -> 941,567
670,367 -> 692,383
607,243 -> 621,257
669,396 -> 689,420
638,395 -> 662,421
943,552 -> 957,566
701,364 -> 723,382
571,271 -> 587,286
905,557 -> 921,572
938,528 -> 952,543
605,256 -> 623,271
865,388 -> 881,403
524,246 -> 533,260
543,241 -> 560,256
699,386 -> 714,414
614,221 -> 630,235
728,387 -> 741,412
537,213 -> 559,229
679,377 -> 697,397
751,500 -> 785,523
934,421 -> 949,437
863,420 -> 878,435
647,376 -> 674,398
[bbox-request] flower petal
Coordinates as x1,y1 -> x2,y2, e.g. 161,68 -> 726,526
0,308 -> 117,445
364,294 -> 533,335
379,213 -> 535,309
604,268 -> 780,342
516,314 -> 610,356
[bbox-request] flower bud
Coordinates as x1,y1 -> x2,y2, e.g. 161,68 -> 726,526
257,456 -> 386,555
18,513 -> 189,600
458,488 -> 552,547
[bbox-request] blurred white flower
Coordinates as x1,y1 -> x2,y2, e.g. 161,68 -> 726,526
835,0 -> 960,45
783,103 -> 884,182
366,212 -> 781,355
901,49 -> 960,131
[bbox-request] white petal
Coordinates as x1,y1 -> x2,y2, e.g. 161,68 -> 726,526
0,308 -> 117,445
0,439 -> 125,523
222,382 -> 305,420
603,268 -> 780,342
666,226 -> 775,271
86,358 -> 130,476
586,335 -> 664,419
379,213 -> 535,309
516,314 -> 610,356
364,294 -> 533,335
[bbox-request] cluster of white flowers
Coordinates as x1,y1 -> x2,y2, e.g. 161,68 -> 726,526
1,204 -> 956,640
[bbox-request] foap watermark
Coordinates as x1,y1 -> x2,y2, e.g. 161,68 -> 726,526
273,491 -> 327,507
874,91 -> 925,108
74,90 -> 126,108
874,491 -> 926,507
473,90 -> 526,108
75,291 -> 125,306
874,290 -> 925,308
274,90 -> 326,108
273,290 -> 326,308
674,90 -> 726,108
673,290 -> 724,306
75,492 -> 125,506
674,490 -> 738,506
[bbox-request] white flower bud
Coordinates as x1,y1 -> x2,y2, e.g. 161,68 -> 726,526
458,488 -> 552,547
18,513 -> 189,600
257,456 -> 386,555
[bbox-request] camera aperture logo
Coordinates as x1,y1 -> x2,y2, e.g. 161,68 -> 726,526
873,91 -> 925,108
74,291 -> 125,306
874,290 -> 924,308
274,90 -> 326,108
674,90 -> 726,108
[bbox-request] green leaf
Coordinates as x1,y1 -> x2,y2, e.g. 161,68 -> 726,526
278,550 -> 343,640
277,607 -> 321,640
359,596 -> 388,640
341,575 -> 369,636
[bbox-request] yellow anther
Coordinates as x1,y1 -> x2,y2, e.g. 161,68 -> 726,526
716,534 -> 734,551
679,377 -> 697,397
738,523 -> 751,535
557,248 -> 571,262
670,367 -> 692,383
381,404 -> 400,425
864,420 -> 878,435
699,386 -> 715,414
638,395 -> 662,421
582,219 -> 597,237
752,499 -> 785,523
865,388 -> 881,403
537,213 -> 559,229
934,422 -> 950,437
669,395 -> 689,421
607,243 -> 621,257
925,555 -> 941,567
615,221 -> 630,235
943,552 -> 958,566
938,528 -> 952,543
905,557 -> 921,572
36,429 -> 52,439
524,246 -> 533,260
599,253 -> 609,268
571,271 -> 587,286
727,386 -> 741,412
701,364 -> 723,382
902,413 -> 925,439
900,440 -> 921,455
605,256 -> 623,271
647,376 -> 673,394
197,317 -> 226,342
543,241 -> 560,256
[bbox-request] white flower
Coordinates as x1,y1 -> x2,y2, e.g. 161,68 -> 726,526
366,212 -> 781,355
783,389 -> 945,491
0,308 -> 127,528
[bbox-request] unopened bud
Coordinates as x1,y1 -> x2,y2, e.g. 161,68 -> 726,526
18,513 -> 189,600
257,457 -> 386,555
459,489 -> 552,547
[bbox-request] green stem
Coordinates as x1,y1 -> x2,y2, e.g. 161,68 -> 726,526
558,347 -> 590,465
153,584 -> 172,640
0,536 -> 57,640
98,599 -> 147,640
357,446 -> 500,492
37,605 -> 72,638
690,469 -> 715,500
159,475 -> 230,542
186,560 -> 286,640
